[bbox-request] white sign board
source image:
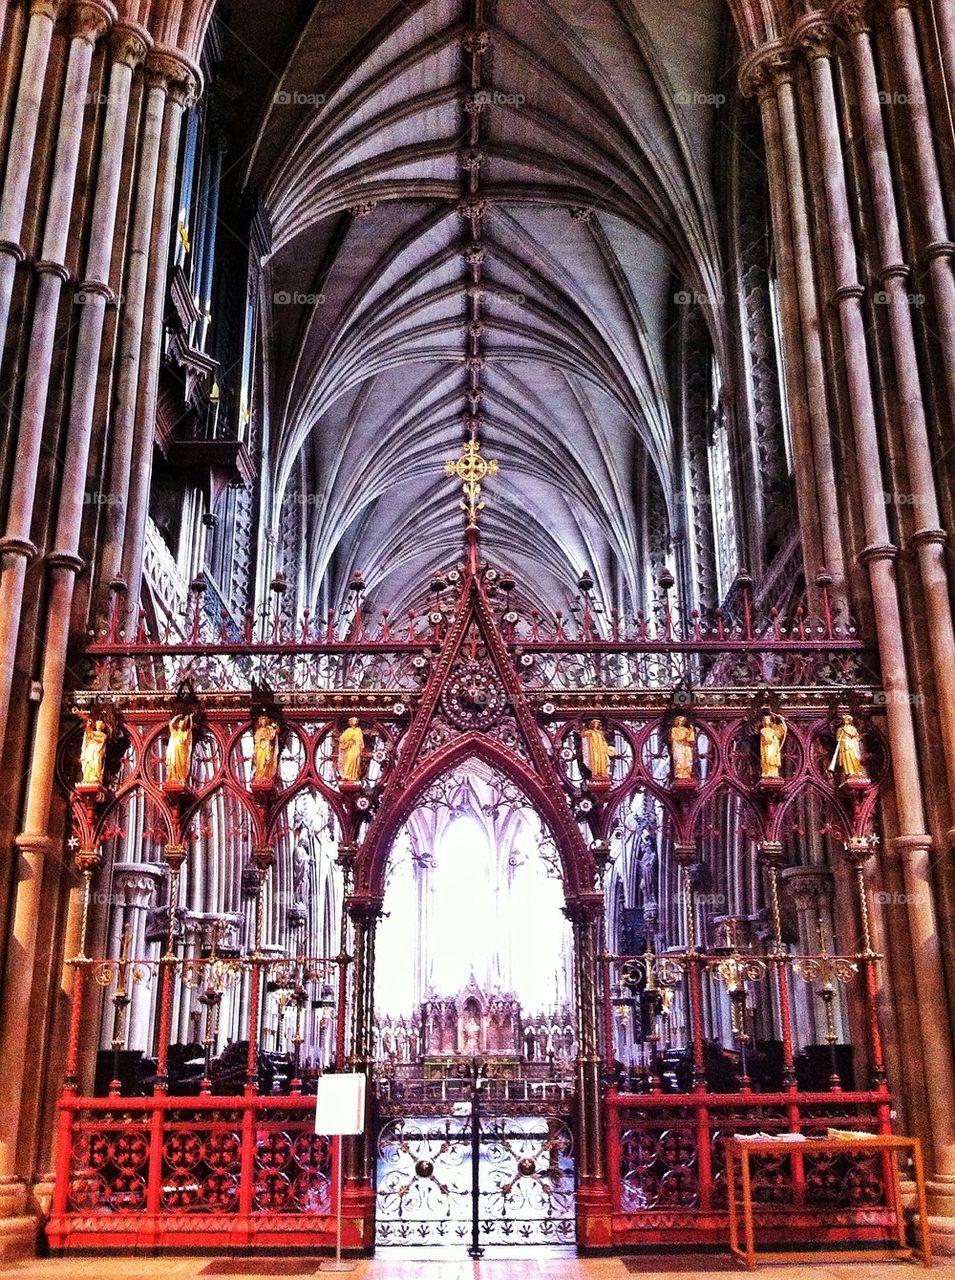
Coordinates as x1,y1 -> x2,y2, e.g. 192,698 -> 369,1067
315,1073 -> 366,1136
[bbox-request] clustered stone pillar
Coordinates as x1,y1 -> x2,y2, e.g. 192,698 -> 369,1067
738,0 -> 955,1238
0,2 -> 204,1247
742,45 -> 848,610
0,0 -> 113,738
0,0 -> 61,354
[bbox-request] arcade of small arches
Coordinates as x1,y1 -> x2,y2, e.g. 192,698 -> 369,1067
0,0 -> 954,1264
47,562 -> 898,1251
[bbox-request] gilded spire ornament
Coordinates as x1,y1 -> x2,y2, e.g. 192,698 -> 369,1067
445,436 -> 499,528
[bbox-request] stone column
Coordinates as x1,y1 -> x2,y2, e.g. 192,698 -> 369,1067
0,25 -> 149,1189
781,866 -> 840,1046
0,0 -> 62,355
833,0 -> 955,818
110,864 -> 162,1051
795,12 -> 955,1200
741,53 -> 825,593
883,0 -> 955,414
740,48 -> 848,606
97,48 -> 183,593
0,0 -> 113,742
120,62 -> 197,617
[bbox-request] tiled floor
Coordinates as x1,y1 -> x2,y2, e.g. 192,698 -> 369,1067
0,1251 -> 950,1279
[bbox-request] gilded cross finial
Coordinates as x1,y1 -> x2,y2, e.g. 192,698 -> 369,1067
444,437 -> 499,528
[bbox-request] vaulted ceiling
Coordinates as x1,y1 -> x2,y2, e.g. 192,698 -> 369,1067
222,0 -> 730,614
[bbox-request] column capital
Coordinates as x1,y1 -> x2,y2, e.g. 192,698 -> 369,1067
739,43 -> 793,99
67,0 -> 114,43
29,0 -> 60,18
163,842 -> 187,870
829,0 -> 871,36
109,20 -> 150,69
792,13 -> 837,59
346,893 -> 385,922
758,840 -> 785,866
145,46 -> 202,106
562,890 -> 604,924
780,864 -> 834,911
111,861 -> 163,910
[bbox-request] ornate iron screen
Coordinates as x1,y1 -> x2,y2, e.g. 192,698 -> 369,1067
376,1113 -> 575,1247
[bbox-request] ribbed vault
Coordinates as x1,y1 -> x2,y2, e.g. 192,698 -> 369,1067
242,0 -> 728,613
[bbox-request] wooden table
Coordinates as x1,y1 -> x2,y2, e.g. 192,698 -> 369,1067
724,1134 -> 931,1270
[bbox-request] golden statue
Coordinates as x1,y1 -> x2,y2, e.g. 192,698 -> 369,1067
669,715 -> 696,781
252,715 -> 280,786
74,708 -> 108,786
759,713 -> 787,778
337,717 -> 364,783
829,713 -> 868,780
580,719 -> 614,781
166,713 -> 195,786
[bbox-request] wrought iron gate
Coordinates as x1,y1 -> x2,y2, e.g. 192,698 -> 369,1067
375,1112 -> 576,1247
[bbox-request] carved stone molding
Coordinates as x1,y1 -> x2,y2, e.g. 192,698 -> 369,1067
780,865 -> 835,912
458,197 -> 490,220
111,862 -> 163,911
738,44 -> 793,99
462,27 -> 493,55
829,0 -> 871,36
109,21 -> 150,69
792,13 -> 836,60
68,0 -> 114,43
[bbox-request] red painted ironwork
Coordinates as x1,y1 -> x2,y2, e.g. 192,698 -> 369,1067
51,559 -> 892,1252
47,1094 -> 334,1249
606,1088 -> 894,1246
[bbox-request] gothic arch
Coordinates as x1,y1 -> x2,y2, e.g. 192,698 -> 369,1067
357,732 -> 592,899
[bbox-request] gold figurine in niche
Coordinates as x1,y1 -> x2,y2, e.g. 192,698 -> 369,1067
759,712 -> 787,779
829,712 -> 868,781
581,719 -> 614,781
669,715 -> 696,781
337,717 -> 365,784
252,715 -> 280,787
74,708 -> 108,787
165,713 -> 195,787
